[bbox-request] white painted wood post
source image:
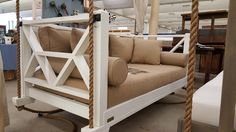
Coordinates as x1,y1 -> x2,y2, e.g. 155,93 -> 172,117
32,0 -> 42,20
20,26 -> 32,97
93,10 -> 109,127
183,33 -> 190,54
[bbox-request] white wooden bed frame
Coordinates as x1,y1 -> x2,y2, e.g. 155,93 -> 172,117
12,10 -> 190,132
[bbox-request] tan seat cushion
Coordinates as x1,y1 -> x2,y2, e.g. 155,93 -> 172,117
38,26 -> 71,52
109,35 -> 134,62
108,64 -> 186,107
131,39 -> 162,65
48,56 -> 128,86
161,52 -> 188,67
34,64 -> 186,108
70,28 -> 84,51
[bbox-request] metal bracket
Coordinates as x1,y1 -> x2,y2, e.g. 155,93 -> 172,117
93,14 -> 101,23
18,21 -> 23,27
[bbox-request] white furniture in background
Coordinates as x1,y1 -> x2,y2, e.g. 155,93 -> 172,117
192,71 -> 236,130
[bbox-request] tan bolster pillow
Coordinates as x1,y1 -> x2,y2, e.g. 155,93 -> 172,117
160,52 -> 188,67
48,56 -> 128,86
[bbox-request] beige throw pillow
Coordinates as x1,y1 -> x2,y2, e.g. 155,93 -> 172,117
109,35 -> 134,63
131,39 -> 162,65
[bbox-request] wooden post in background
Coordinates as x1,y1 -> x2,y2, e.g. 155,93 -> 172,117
182,16 -> 185,32
149,0 -> 159,39
219,0 -> 236,132
32,0 -> 42,20
133,0 -> 148,34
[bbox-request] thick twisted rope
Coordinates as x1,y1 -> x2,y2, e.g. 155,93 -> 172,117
16,0 -> 21,98
183,0 -> 199,132
88,0 -> 94,128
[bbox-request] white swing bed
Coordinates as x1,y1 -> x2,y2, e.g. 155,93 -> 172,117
12,10 -> 190,132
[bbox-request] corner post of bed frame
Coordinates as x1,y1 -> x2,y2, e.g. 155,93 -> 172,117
20,25 -> 33,97
93,10 -> 109,127
12,25 -> 35,107
183,33 -> 190,54
183,33 -> 190,88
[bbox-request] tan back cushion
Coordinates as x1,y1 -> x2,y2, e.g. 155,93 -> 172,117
38,26 -> 71,52
131,39 -> 162,65
109,35 -> 134,62
160,52 -> 188,67
70,28 -> 84,51
49,56 -> 128,86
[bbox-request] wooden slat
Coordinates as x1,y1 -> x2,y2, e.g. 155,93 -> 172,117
73,56 -> 89,88
73,27 -> 89,56
23,14 -> 89,25
53,58 -> 75,86
117,34 -> 185,38
25,77 -> 89,100
35,56 -> 57,85
35,51 -> 73,58
29,87 -> 89,119
23,26 -> 43,51
24,54 -> 38,77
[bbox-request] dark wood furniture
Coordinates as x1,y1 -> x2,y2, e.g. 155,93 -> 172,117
163,45 -> 214,83
181,10 -> 228,32
180,10 -> 228,77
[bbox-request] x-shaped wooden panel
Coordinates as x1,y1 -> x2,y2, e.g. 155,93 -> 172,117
23,25 -> 90,89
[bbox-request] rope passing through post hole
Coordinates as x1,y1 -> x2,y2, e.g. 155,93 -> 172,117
183,0 -> 199,132
88,0 -> 95,129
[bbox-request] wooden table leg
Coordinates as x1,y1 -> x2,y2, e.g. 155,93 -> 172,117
204,51 -> 213,83
219,50 -> 224,72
